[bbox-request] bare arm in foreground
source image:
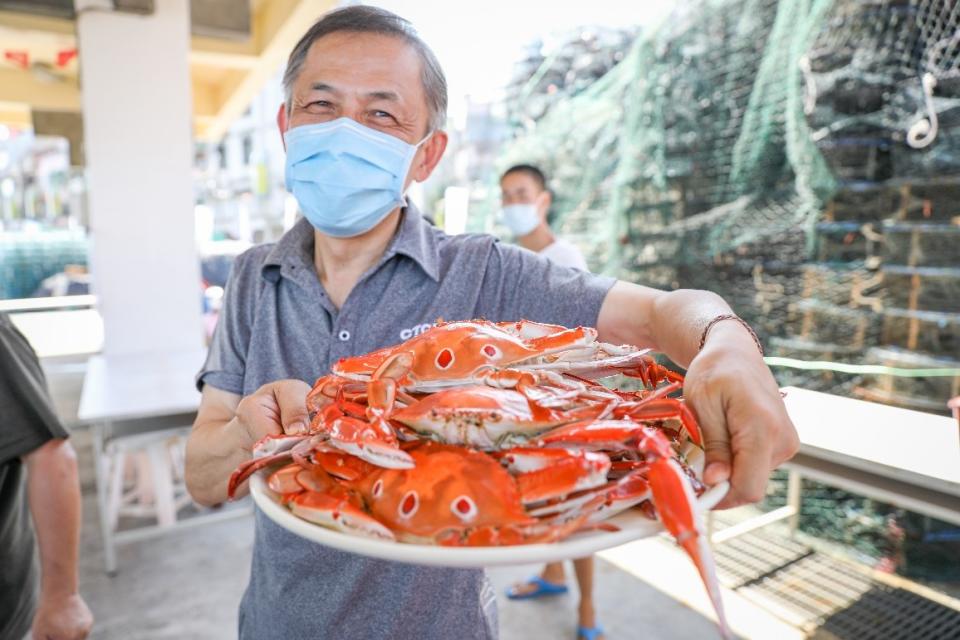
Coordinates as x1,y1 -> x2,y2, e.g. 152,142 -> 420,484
25,438 -> 94,640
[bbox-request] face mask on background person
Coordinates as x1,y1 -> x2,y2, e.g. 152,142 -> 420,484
499,203 -> 540,237
284,117 -> 431,237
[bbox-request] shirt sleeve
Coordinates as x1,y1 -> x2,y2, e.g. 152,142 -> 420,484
477,241 -> 616,328
540,239 -> 589,271
196,249 -> 261,395
0,314 -> 69,464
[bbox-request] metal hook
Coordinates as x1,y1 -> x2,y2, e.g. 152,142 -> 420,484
906,73 -> 939,149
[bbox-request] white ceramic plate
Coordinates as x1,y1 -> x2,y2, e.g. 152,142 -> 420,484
250,474 -> 729,568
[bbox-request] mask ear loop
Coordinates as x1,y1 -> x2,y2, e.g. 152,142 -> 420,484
400,130 -> 436,206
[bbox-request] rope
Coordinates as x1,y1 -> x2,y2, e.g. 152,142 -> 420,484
764,356 -> 960,378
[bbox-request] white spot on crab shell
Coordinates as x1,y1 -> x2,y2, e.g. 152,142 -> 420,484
450,495 -> 478,522
399,491 -> 419,519
372,479 -> 384,499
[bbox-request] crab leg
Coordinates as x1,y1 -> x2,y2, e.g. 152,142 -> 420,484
584,471 -> 652,523
436,507 -> 595,547
527,470 -> 651,521
614,391 -> 703,447
641,430 -> 731,639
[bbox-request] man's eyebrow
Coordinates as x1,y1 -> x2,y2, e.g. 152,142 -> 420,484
365,90 -> 400,102
309,82 -> 340,94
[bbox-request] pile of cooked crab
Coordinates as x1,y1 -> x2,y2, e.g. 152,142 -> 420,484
229,319 -> 730,636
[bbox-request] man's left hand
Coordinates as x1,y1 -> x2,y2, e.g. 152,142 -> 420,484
682,322 -> 800,509
31,592 -> 93,640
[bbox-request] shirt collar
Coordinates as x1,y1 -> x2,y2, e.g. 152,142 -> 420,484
261,202 -> 440,283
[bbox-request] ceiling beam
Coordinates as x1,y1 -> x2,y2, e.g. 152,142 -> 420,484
0,9 -> 73,35
197,0 -> 335,141
0,67 -> 80,111
0,0 -> 336,140
0,101 -> 31,127
189,35 -> 259,69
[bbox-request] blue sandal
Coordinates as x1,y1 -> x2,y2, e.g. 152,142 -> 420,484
577,625 -> 605,640
505,575 -> 569,600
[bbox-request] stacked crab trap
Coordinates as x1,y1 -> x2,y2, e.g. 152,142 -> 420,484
230,320 -> 731,637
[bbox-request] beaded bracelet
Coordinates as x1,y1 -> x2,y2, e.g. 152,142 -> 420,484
698,314 -> 764,355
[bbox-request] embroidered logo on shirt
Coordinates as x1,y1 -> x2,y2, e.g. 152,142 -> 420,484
399,323 -> 435,341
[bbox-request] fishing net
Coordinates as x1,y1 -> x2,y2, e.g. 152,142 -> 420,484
492,0 -> 960,586
494,0 -> 960,412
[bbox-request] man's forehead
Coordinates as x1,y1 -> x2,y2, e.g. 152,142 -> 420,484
502,173 -> 540,191
298,31 -> 424,91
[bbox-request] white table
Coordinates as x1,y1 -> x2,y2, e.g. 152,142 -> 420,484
78,348 -> 249,573
78,349 -> 206,423
712,386 -> 960,545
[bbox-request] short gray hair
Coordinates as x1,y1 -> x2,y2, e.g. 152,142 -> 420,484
282,5 -> 448,133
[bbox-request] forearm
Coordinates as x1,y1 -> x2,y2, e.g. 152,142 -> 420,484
185,417 -> 252,506
648,288 -> 752,368
26,439 -> 82,599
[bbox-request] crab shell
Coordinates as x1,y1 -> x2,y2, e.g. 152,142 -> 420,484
353,442 -> 537,544
332,320 -> 597,389
389,385 -> 597,448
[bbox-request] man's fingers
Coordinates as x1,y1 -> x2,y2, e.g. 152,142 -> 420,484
726,417 -> 774,506
235,393 -> 284,447
702,437 -> 732,487
688,394 -> 732,487
273,379 -> 312,435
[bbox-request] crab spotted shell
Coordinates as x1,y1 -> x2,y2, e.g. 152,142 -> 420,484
355,442 -> 535,542
332,321 -> 592,383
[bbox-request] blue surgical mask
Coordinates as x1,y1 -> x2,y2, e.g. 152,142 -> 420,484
284,118 -> 429,237
500,203 -> 540,237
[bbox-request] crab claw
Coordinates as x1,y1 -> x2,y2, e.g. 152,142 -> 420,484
288,491 -> 395,541
497,448 -> 611,504
536,418 -> 646,451
326,416 -> 414,469
227,433 -> 311,498
642,431 -> 730,639
266,463 -> 304,495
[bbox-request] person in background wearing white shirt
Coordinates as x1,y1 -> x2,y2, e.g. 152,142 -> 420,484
499,164 -> 603,640
499,164 -> 588,271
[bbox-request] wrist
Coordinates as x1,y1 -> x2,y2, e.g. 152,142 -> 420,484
698,314 -> 763,356
40,584 -> 79,601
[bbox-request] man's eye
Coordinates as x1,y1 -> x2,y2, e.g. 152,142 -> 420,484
373,110 -> 394,119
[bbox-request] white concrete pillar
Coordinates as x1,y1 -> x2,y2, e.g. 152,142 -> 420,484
77,0 -> 203,357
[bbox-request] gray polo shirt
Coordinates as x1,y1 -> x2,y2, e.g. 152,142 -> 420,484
198,206 -> 614,640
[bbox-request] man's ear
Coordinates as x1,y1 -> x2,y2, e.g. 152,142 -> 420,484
540,190 -> 553,218
410,131 -> 449,183
276,103 -> 288,151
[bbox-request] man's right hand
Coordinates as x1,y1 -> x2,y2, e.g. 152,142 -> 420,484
233,380 -> 313,451
185,379 -> 312,506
